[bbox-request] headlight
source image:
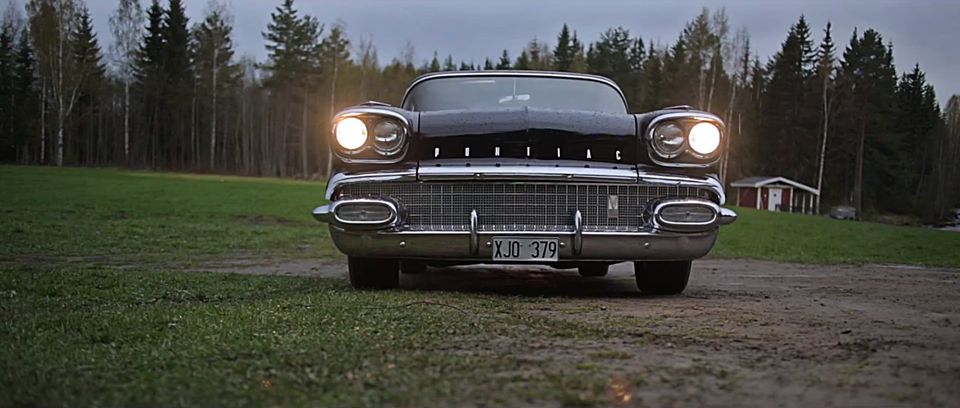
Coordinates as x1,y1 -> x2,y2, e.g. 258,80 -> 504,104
373,120 -> 405,155
688,122 -> 721,156
651,122 -> 686,158
335,117 -> 368,150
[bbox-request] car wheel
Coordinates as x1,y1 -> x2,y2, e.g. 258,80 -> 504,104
634,260 -> 691,295
348,257 -> 399,290
578,264 -> 609,277
400,261 -> 427,274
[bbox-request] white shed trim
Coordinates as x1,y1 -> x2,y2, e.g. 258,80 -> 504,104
730,176 -> 820,196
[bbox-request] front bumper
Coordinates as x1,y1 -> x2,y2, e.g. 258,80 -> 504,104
314,166 -> 737,262
323,225 -> 721,262
313,203 -> 736,262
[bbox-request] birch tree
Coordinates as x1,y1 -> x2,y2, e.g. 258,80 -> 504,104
813,23 -> 835,214
719,27 -> 749,184
28,0 -> 80,167
194,0 -> 237,168
108,0 -> 141,162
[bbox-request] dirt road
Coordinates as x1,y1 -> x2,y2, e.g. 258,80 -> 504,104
214,258 -> 960,406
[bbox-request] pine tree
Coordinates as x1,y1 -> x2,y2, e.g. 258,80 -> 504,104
894,64 -> 941,213
568,31 -> 587,72
13,26 -> 38,163
0,22 -> 15,160
427,51 -> 440,72
261,0 -> 321,176
262,0 -> 320,87
524,37 -> 549,70
162,0 -> 193,167
942,96 -> 960,212
496,49 -> 510,69
69,6 -> 106,165
135,0 -> 163,84
760,15 -> 819,182
442,54 -> 455,71
586,27 -> 636,78
834,28 -> 898,214
514,50 -> 530,69
552,24 -> 573,71
638,42 -> 662,112
660,35 -> 693,106
135,0 -> 165,165
482,57 -> 493,70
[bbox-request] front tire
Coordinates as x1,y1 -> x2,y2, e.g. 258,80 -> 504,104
634,260 -> 691,295
348,257 -> 399,290
400,261 -> 427,274
578,264 -> 609,277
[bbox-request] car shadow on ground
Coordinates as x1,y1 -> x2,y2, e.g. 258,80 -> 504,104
399,263 -> 649,298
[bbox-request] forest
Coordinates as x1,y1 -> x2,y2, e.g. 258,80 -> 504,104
1,0 -> 958,220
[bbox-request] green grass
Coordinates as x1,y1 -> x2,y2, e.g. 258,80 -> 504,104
1,165 -> 959,407
2,165 -> 957,267
0,166 -> 336,261
1,265 -> 651,407
715,206 -> 960,267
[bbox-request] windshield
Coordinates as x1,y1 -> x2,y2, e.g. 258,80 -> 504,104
402,76 -> 627,114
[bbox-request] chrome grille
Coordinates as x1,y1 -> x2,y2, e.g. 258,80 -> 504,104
338,182 -> 712,232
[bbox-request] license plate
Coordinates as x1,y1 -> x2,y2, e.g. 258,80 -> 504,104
492,237 -> 559,262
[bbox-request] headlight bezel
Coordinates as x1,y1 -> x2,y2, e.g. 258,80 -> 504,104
331,108 -> 410,163
646,112 -> 724,167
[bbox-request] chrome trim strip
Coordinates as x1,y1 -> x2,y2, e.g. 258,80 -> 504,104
416,165 -> 639,182
637,170 -> 726,205
652,199 -> 720,232
469,209 -> 479,255
573,209 -> 583,256
330,198 -> 398,227
646,112 -> 725,168
332,107 -> 411,164
323,167 -> 726,204
401,71 -> 628,111
325,169 -> 417,200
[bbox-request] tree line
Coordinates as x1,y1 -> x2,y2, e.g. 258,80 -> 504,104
1,0 -> 958,220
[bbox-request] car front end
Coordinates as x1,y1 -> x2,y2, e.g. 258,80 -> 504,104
313,71 -> 737,293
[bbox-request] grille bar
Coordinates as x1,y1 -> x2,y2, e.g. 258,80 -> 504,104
338,182 -> 711,232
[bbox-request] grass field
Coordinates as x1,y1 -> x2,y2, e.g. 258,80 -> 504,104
2,166 -> 959,407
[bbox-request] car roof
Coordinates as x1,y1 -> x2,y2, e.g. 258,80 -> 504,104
402,70 -> 628,108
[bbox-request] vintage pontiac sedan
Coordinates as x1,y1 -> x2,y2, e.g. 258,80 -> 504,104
313,71 -> 737,294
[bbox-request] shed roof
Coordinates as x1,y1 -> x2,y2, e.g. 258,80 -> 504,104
729,176 -> 820,195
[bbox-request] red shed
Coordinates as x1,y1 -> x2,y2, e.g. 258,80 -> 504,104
730,176 -> 820,214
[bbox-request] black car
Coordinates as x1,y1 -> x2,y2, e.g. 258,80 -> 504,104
313,71 -> 737,294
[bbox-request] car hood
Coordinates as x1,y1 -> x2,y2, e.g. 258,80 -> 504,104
415,107 -> 638,164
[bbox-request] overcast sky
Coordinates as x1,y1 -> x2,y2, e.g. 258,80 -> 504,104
14,0 -> 960,106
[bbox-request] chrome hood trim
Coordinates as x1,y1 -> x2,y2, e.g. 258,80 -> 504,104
416,165 -> 638,183
325,166 -> 725,204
